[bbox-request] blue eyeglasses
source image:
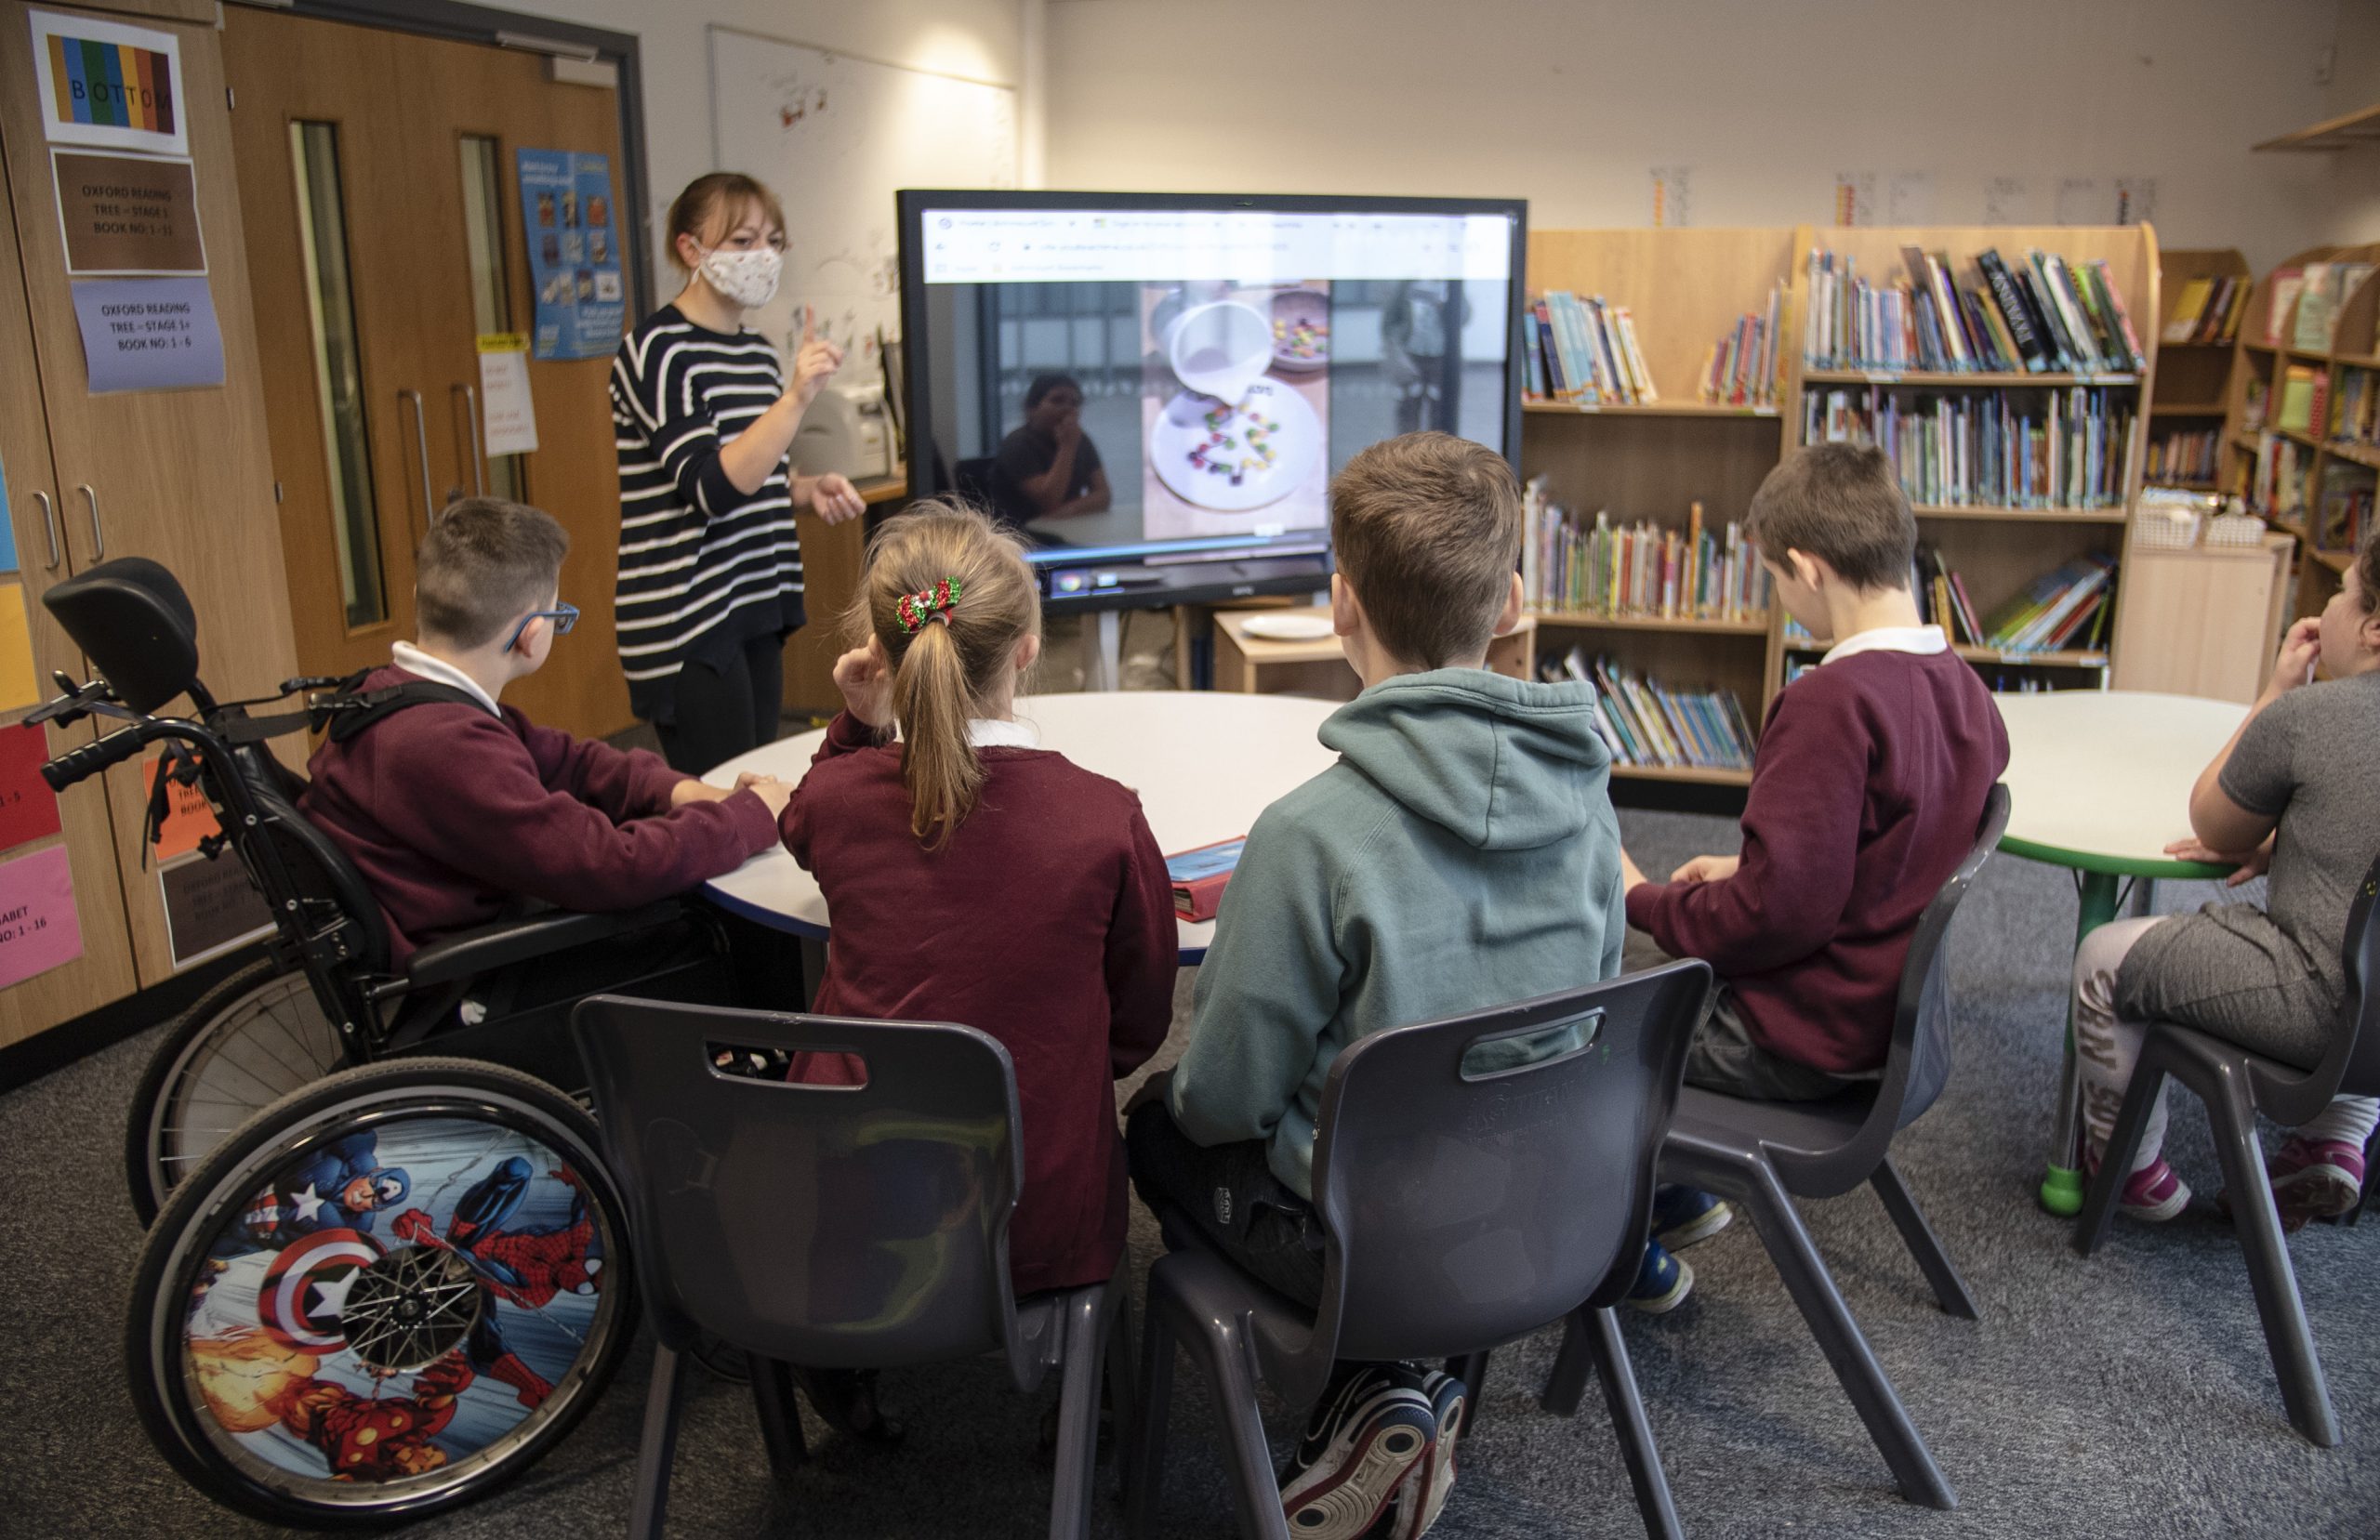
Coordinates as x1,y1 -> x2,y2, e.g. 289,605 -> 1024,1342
507,601 -> 579,652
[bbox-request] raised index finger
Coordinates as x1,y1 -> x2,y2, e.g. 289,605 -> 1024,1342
801,304 -> 816,343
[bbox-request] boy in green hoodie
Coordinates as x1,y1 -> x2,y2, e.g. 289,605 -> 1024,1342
1127,431 -> 1626,1540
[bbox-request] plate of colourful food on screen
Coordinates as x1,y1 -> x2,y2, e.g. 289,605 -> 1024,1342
1150,378 -> 1322,513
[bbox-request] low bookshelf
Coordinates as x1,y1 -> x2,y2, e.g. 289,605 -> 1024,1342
1520,227 -> 1801,791
2145,248 -> 2251,492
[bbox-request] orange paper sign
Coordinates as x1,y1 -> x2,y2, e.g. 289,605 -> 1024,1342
141,754 -> 218,860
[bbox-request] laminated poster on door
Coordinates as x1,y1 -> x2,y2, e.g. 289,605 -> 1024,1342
27,8 -> 189,159
0,844 -> 83,993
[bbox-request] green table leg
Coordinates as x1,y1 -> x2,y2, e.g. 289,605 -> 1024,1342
2041,872 -> 2124,1215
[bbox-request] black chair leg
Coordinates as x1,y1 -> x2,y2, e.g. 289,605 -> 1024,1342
2206,1068 -> 2341,1447
748,1356 -> 809,1481
1729,1157 -> 1956,1509
1582,1307 -> 1683,1540
1104,1281 -> 1140,1494
1869,1155 -> 1978,1319
2073,1055 -> 2169,1258
1444,1349 -> 1490,1437
1050,1285 -> 1109,1540
629,1343 -> 688,1540
1540,1309 -> 1593,1418
1124,1296 -> 1176,1540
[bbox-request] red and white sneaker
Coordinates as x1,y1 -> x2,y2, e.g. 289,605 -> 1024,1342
2268,1138 -> 2366,1232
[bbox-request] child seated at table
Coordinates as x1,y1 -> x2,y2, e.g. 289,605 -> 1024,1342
1128,431 -> 1627,1540
778,499 -> 1177,1299
300,496 -> 791,961
2071,522 -> 2380,1227
1619,443 -> 2007,1304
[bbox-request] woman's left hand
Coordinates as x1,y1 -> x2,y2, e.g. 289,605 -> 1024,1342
809,472 -> 867,524
2164,834 -> 2273,887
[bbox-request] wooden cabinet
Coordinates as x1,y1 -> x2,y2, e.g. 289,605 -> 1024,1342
0,0 -> 298,1046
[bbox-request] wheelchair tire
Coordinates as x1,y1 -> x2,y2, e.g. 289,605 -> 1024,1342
126,958 -> 348,1227
126,1058 -> 634,1528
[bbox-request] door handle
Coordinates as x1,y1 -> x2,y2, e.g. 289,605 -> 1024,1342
76,484 -> 102,560
454,382 -> 486,496
399,388 -> 433,533
31,491 -> 59,571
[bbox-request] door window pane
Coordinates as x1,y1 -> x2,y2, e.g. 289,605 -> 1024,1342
460,135 -> 522,503
290,122 -> 387,628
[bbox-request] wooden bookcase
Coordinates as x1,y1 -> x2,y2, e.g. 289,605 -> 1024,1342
1520,228 -> 1802,788
2148,248 -> 2250,492
1781,224 -> 2160,694
2222,244 -> 2380,621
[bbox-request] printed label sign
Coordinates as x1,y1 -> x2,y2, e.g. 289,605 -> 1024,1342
0,728 -> 62,854
0,844 -> 83,991
53,149 -> 204,275
28,8 -> 187,157
142,754 -> 218,862
160,851 -> 272,968
70,275 -> 226,392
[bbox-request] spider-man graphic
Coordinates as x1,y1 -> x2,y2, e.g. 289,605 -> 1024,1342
390,1156 -> 601,1411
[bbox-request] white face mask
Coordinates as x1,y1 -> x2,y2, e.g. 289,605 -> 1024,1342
698,245 -> 782,309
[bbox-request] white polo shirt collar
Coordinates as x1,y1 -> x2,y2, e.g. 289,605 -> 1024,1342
1819,625 -> 1950,667
390,641 -> 502,717
967,717 -> 1039,749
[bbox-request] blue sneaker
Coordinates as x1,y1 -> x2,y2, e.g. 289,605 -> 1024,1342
1650,1185 -> 1733,1250
1627,1241 -> 1695,1315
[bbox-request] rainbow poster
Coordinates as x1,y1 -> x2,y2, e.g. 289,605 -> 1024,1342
28,9 -> 187,158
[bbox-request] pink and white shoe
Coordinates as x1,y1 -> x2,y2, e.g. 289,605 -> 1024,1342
2268,1138 -> 2366,1232
2089,1150 -> 2191,1222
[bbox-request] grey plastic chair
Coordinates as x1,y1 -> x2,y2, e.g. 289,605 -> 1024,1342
573,996 -> 1137,1540
1128,961 -> 1713,1540
1547,784 -> 2010,1511
2073,851 -> 2380,1446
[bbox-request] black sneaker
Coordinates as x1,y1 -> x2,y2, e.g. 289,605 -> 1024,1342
1381,1370 -> 1467,1539
1278,1364 -> 1437,1539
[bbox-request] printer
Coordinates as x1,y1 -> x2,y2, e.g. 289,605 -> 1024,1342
793,380 -> 893,484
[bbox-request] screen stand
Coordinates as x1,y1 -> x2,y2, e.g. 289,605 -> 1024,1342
1081,610 -> 1124,691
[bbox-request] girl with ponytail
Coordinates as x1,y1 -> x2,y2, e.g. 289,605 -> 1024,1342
778,500 -> 1178,1303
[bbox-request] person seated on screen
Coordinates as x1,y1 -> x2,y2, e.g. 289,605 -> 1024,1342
989,373 -> 1110,526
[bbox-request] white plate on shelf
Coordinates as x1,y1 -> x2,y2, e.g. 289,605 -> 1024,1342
1239,613 -> 1335,641
1151,378 -> 1322,513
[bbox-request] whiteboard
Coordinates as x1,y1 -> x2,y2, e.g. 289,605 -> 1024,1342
707,27 -> 1017,379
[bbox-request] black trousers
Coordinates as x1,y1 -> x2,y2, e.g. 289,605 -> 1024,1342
654,629 -> 787,775
1127,1090 -> 1327,1310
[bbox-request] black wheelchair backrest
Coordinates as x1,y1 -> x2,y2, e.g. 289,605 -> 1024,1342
43,557 -> 203,714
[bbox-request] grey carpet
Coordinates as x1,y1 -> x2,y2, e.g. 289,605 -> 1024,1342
3,807 -> 2373,1537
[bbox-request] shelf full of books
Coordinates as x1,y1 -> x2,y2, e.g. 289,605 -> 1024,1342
2150,250 -> 2250,497
1800,243 -> 2147,378
1545,648 -> 1758,783
1782,549 -> 2116,669
1803,385 -> 2137,512
1522,483 -> 1772,626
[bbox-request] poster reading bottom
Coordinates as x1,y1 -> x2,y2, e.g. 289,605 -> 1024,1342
160,851 -> 272,967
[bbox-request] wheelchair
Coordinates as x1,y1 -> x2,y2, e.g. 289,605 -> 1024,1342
40,559 -> 732,1524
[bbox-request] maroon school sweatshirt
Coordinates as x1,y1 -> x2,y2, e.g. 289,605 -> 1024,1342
779,712 -> 1178,1296
299,665 -> 779,959
1626,648 -> 2008,1074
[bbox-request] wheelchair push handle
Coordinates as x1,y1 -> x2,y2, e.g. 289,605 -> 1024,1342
39,720 -> 154,792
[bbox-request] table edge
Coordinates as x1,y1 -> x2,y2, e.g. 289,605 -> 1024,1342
1997,834 -> 2235,880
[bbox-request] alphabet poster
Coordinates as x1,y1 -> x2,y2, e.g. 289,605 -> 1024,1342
28,9 -> 187,158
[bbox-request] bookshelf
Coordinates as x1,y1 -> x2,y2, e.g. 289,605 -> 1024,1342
2222,244 -> 2380,621
1782,224 -> 2160,694
1521,228 -> 1803,788
2146,248 -> 2251,492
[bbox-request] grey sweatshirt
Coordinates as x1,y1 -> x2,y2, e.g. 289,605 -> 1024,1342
1168,666 -> 1628,1198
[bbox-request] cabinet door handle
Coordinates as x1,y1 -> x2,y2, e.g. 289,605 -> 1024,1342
76,484 -> 102,560
31,491 -> 59,571
453,382 -> 486,496
399,388 -> 433,531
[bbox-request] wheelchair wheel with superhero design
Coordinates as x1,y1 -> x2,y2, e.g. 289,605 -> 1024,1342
126,1058 -> 632,1527
126,957 -> 348,1227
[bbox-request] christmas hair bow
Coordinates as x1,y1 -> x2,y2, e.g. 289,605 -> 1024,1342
895,577 -> 963,633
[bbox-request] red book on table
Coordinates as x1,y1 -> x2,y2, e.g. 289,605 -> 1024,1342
1166,837 -> 1245,923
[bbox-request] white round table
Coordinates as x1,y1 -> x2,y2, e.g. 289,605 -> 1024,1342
1991,691 -> 2248,1214
700,691 -> 1345,960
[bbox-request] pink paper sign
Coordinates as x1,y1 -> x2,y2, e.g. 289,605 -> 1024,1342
0,844 -> 83,991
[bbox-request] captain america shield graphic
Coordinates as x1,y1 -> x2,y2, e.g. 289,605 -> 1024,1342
259,1229 -> 383,1353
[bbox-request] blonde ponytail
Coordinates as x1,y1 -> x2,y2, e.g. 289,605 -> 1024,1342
849,501 -> 1041,849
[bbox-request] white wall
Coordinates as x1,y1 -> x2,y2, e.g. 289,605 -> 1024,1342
2316,0 -> 2380,247
500,0 -> 1032,280
1044,0 -> 2342,270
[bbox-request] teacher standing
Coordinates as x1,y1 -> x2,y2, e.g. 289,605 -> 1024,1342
610,172 -> 869,773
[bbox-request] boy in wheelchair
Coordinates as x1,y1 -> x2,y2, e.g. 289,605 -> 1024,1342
298,496 -> 791,1035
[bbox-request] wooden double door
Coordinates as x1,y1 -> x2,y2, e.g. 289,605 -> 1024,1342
224,7 -> 633,737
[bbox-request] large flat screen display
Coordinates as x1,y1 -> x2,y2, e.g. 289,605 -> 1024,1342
895,191 -> 1525,608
